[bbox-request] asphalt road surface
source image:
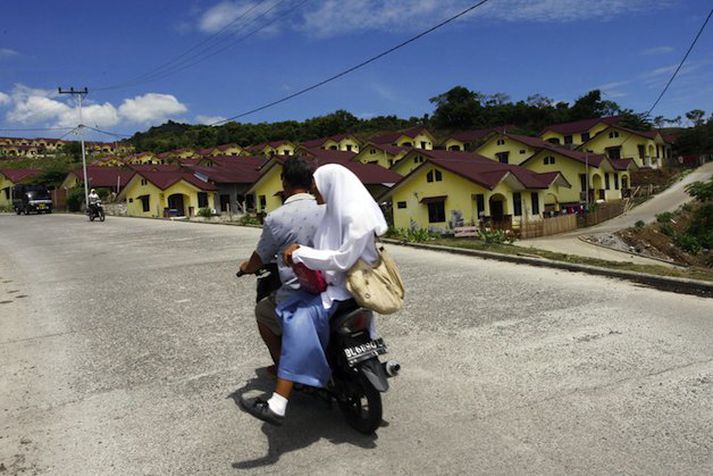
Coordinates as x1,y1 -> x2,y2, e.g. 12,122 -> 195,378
1,214 -> 712,475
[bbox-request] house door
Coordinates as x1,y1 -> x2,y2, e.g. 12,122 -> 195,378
167,194 -> 185,216
220,194 -> 230,212
490,199 -> 504,221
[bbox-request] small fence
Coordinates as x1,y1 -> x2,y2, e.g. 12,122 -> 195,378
579,200 -> 625,227
519,214 -> 578,239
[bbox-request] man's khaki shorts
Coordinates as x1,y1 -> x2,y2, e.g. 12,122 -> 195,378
255,293 -> 281,336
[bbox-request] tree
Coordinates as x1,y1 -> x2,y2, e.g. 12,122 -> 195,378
686,109 -> 706,127
429,86 -> 483,129
568,90 -> 621,120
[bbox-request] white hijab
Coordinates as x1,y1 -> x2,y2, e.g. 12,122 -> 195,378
313,164 -> 388,251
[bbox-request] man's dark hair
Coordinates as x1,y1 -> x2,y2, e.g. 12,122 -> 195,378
282,157 -> 314,190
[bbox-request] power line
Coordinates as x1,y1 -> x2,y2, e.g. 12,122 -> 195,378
0,127 -> 74,132
83,125 -> 133,138
94,0 -> 301,92
211,0 -> 492,125
646,7 -> 713,116
93,0 -> 271,91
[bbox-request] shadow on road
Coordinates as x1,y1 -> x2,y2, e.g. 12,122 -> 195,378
228,368 -> 378,470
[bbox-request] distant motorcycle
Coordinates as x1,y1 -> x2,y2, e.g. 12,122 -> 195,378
237,265 -> 400,434
87,201 -> 105,222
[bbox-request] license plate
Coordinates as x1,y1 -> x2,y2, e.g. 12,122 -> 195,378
344,338 -> 387,366
38,204 -> 46,209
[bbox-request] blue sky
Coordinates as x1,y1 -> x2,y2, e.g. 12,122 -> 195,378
1,0 -> 712,140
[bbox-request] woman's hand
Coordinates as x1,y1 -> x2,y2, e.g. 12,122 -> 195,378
283,243 -> 301,266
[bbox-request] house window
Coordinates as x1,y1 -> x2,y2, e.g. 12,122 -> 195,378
427,201 -> 446,223
427,169 -> 441,182
475,194 -> 485,217
513,192 -> 522,216
605,173 -> 610,190
614,173 -> 620,190
581,132 -> 590,142
141,178 -> 148,186
519,149 -> 526,154
367,160 -> 378,165
259,195 -> 266,210
608,131 -> 620,139
531,193 -> 540,215
413,155 -> 424,164
606,147 -> 622,160
420,141 -> 427,149
564,135 -> 573,145
579,174 -> 588,192
427,170 -> 433,182
435,170 -> 442,181
140,195 -> 150,212
496,152 -> 509,164
346,144 -> 353,151
329,145 -> 338,150
496,139 -> 505,146
197,192 -> 209,208
388,159 -> 394,167
370,148 -> 376,155
547,138 -> 561,144
638,144 -> 645,158
397,201 -> 407,209
544,156 -> 556,165
402,142 -> 412,147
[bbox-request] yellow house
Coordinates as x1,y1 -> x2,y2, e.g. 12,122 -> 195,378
92,156 -> 126,167
351,142 -> 410,169
302,134 -> 361,153
539,116 -> 622,147
371,126 -> 435,150
519,146 -> 638,207
247,158 -> 285,214
125,152 -> 161,165
117,168 -> 217,218
382,151 -> 569,232
442,126 -> 511,151
578,125 -> 671,169
249,140 -> 297,157
215,143 -> 245,156
475,132 -> 548,164
0,169 -> 41,208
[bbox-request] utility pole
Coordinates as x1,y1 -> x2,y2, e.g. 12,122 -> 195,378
584,150 -> 589,211
58,87 -> 89,211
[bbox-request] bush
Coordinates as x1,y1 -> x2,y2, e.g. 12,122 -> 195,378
674,234 -> 702,254
659,222 -> 675,238
656,211 -> 673,223
480,229 -> 508,244
197,207 -> 212,218
385,227 -> 438,243
66,188 -> 85,212
635,220 -> 645,228
239,214 -> 260,225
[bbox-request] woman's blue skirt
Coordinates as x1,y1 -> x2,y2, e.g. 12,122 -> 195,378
275,291 -> 335,388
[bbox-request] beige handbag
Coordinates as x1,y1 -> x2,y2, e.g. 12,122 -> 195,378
346,243 -> 405,314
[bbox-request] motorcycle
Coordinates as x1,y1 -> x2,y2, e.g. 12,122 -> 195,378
87,200 -> 106,222
237,264 -> 400,434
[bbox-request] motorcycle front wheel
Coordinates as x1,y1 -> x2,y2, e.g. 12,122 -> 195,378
89,213 -> 95,222
337,375 -> 382,434
99,211 -> 105,222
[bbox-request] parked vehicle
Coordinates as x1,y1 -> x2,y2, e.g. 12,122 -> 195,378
12,184 -> 53,215
237,265 -> 400,434
87,200 -> 106,222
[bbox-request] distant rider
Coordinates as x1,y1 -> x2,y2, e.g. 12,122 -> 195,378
88,189 -> 100,213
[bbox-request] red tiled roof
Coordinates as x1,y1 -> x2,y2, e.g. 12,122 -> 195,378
302,133 -> 356,148
187,156 -> 263,184
0,168 -> 41,183
268,153 -> 401,185
371,126 -> 432,145
539,116 -> 622,136
447,125 -> 514,143
134,169 -> 217,191
402,150 -> 567,190
609,158 -> 638,171
70,166 -> 136,188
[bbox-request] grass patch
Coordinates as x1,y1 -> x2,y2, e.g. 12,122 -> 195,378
426,238 -> 713,282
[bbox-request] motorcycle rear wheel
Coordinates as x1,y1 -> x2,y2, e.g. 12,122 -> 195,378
337,375 -> 382,434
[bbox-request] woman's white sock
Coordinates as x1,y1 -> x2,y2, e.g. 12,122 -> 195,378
267,393 -> 288,416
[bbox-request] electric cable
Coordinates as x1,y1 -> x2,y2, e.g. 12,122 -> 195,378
210,0 -> 492,125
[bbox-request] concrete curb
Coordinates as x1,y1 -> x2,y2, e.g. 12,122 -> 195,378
381,238 -> 713,298
576,234 -> 683,267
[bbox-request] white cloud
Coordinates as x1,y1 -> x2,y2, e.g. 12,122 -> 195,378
3,85 -> 187,129
0,48 -> 19,59
641,46 -> 674,56
199,1 -> 263,33
299,0 -> 672,38
118,93 -> 188,124
195,114 -> 227,125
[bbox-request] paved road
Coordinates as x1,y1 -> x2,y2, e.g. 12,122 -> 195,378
517,162 -> 713,264
1,215 -> 712,475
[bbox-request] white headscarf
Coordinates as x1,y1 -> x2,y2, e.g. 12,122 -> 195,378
313,164 -> 388,251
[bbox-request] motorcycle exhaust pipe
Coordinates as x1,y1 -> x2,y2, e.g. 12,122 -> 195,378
383,360 -> 401,377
